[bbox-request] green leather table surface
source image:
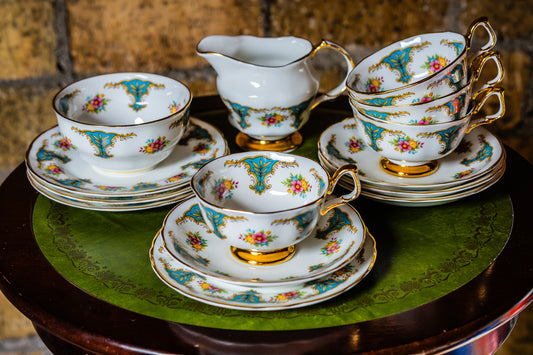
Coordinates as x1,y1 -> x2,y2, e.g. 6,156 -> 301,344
31,104 -> 512,331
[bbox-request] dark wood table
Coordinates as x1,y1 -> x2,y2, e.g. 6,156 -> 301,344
0,96 -> 532,354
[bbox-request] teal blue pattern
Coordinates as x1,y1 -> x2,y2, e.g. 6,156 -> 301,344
133,183 -> 158,191
289,98 -> 313,128
358,119 -> 388,151
374,44 -> 427,84
172,240 -> 209,266
461,136 -> 493,166
181,156 -> 216,170
37,147 -> 71,165
203,206 -> 246,239
182,204 -> 205,224
178,123 -> 212,146
166,268 -> 197,285
326,135 -> 356,164
442,93 -> 466,120
55,178 -> 91,188
72,129 -> 135,158
225,156 -> 294,195
272,210 -> 316,238
231,290 -> 262,303
363,109 -> 394,121
362,97 -> 397,106
225,99 -> 251,129
305,278 -> 345,294
314,208 -> 352,240
104,79 -> 165,112
431,125 -> 462,154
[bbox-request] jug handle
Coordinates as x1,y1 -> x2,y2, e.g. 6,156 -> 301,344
310,40 -> 355,110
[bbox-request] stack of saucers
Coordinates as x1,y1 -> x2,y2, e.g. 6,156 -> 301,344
150,197 -> 376,311
318,118 -> 505,207
26,117 -> 229,211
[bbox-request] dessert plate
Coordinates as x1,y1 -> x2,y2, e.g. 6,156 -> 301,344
150,231 -> 377,311
28,172 -> 194,212
26,118 -> 228,197
160,197 -> 367,287
318,118 -> 504,191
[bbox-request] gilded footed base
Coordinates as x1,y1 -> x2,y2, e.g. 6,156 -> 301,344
235,132 -> 303,152
230,245 -> 296,265
380,158 -> 439,177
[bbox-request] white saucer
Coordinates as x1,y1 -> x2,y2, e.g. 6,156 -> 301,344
160,197 -> 367,287
150,231 -> 376,311
26,118 -> 228,197
318,118 -> 504,191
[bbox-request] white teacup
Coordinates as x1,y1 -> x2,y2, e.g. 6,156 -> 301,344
352,87 -> 505,177
53,73 -> 191,174
347,17 -> 497,106
349,52 -> 503,125
190,151 -> 360,265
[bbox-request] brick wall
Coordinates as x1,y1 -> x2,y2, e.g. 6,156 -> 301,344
0,0 -> 532,353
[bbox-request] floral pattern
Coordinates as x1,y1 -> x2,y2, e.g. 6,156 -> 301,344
408,117 -> 436,125
139,136 -> 169,154
411,92 -> 439,103
346,137 -> 364,153
186,231 -> 207,251
54,137 -> 75,151
192,143 -> 210,155
198,281 -> 224,293
82,93 -> 109,113
165,173 -> 188,183
212,178 -> 238,201
273,291 -> 304,302
455,140 -> 473,154
390,136 -> 424,154
282,174 -> 311,197
168,101 -> 181,114
259,113 -> 286,127
239,229 -> 278,247
365,76 -> 384,93
93,185 -> 125,191
45,164 -> 63,176
321,237 -> 342,256
454,169 -> 475,179
422,54 -> 449,74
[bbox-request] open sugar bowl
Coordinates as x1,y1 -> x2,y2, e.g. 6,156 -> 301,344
352,87 -> 505,177
190,151 -> 360,265
53,72 -> 192,174
347,17 -> 497,106
349,51 -> 504,125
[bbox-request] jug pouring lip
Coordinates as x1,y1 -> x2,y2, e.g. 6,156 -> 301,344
196,35 -> 315,68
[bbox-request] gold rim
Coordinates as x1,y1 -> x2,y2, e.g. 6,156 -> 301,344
235,131 -> 303,152
230,245 -> 296,266
380,158 -> 439,177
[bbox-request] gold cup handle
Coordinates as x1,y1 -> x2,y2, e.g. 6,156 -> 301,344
310,40 -> 355,109
465,87 -> 505,134
465,16 -> 497,54
468,50 -> 504,89
320,163 -> 360,216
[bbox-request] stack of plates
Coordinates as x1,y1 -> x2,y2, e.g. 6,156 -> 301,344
150,197 -> 377,311
318,118 -> 506,207
25,118 -> 229,211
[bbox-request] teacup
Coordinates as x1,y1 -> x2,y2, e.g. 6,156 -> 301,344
190,151 -> 360,265
347,17 -> 497,106
352,87 -> 505,177
349,52 -> 503,124
197,35 -> 355,152
53,73 -> 191,174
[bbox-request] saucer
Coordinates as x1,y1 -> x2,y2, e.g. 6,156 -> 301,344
160,197 -> 367,287
318,118 -> 504,191
150,231 -> 377,311
26,118 -> 228,197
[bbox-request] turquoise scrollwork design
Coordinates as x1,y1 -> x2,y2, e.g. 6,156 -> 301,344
54,178 -> 91,188
231,290 -> 263,303
181,149 -> 218,170
362,92 -> 414,106
224,155 -> 297,195
461,135 -> 493,166
310,168 -> 326,196
314,208 -> 356,240
271,210 -> 317,238
357,119 -> 389,152
104,79 -> 165,112
203,206 -> 247,239
369,42 -> 430,84
363,109 -> 408,121
57,90 -> 81,116
225,99 -> 252,129
418,125 -> 462,155
164,265 -> 198,286
426,93 -> 466,120
178,123 -> 213,146
176,203 -> 206,226
36,141 -> 71,169
132,182 -> 158,191
71,127 -> 136,158
326,135 -> 357,164
441,39 -> 465,56
288,97 -> 313,128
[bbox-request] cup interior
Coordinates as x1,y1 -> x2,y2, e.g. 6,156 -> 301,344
53,73 -> 191,126
192,152 -> 328,213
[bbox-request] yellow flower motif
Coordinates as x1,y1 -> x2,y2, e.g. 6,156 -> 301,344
438,57 -> 447,67
246,235 -> 255,244
301,180 -> 308,191
224,180 -> 233,189
86,103 -> 94,112
200,283 -> 209,289
277,294 -> 287,300
409,140 -> 418,148
371,79 -> 381,87
145,146 -> 153,153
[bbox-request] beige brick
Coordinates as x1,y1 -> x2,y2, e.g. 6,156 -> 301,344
270,0 -> 449,47
0,0 -> 57,79
67,0 -> 264,74
0,293 -> 35,339
463,0 -> 533,39
0,86 -> 59,173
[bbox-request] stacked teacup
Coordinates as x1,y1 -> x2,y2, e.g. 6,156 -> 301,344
319,17 -> 507,206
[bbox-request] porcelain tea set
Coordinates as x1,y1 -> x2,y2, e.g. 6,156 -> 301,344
24,16 -> 506,309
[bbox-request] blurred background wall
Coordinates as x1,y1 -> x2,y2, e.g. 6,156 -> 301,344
0,0 -> 531,354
